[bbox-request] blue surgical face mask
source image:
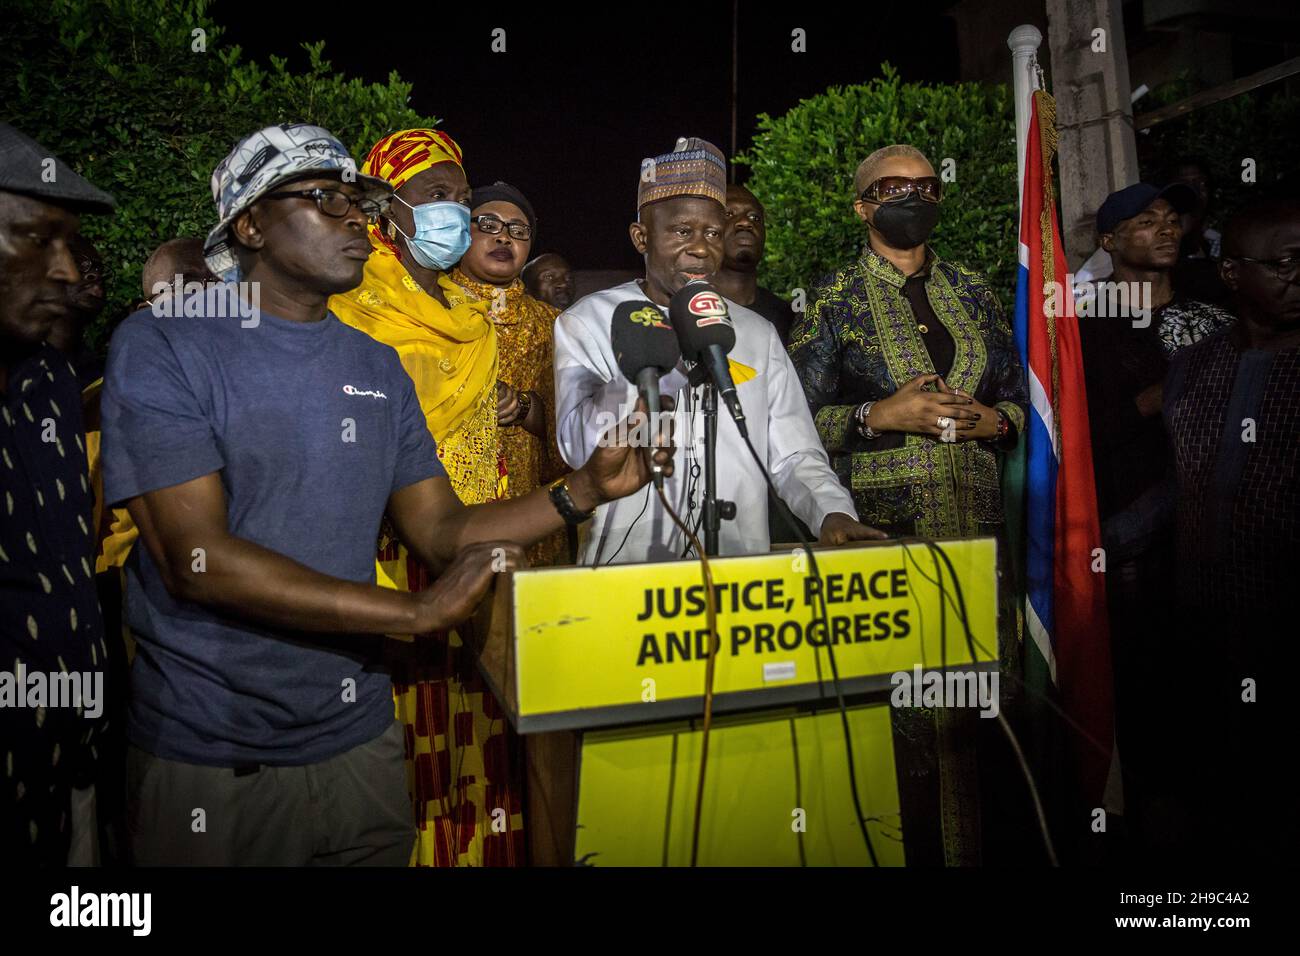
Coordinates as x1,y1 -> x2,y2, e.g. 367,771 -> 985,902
390,196 -> 471,271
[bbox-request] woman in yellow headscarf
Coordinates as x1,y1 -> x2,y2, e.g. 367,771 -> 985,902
331,129 -> 524,867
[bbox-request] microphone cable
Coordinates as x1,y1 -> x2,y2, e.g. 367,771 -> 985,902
678,382 -> 705,558
598,376 -> 694,567
601,483 -> 651,566
735,430 -> 881,867
895,536 -> 1060,867
654,483 -> 719,868
894,540 -> 1110,757
723,413 -> 1050,867
690,381 -> 1063,866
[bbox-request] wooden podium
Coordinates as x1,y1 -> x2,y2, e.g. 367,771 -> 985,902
471,537 -> 999,866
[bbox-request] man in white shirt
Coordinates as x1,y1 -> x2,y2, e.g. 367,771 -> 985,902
554,137 -> 883,564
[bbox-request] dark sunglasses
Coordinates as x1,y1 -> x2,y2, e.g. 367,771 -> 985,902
860,176 -> 944,204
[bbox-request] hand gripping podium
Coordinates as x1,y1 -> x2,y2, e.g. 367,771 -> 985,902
470,537 -> 998,866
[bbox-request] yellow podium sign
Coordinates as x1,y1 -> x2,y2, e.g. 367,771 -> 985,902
507,537 -> 997,732
575,705 -> 905,866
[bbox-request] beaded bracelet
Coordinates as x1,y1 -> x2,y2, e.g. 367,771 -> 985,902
995,408 -> 1010,441
855,400 -> 880,439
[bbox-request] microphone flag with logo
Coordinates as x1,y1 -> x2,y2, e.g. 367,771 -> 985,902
612,299 -> 681,487
667,280 -> 746,435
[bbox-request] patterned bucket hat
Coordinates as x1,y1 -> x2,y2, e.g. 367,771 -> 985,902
203,123 -> 391,281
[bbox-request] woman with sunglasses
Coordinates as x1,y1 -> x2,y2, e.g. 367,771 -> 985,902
449,183 -> 570,568
791,144 -> 1026,539
789,144 -> 1029,866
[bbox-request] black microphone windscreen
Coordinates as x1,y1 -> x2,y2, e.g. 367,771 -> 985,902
611,299 -> 682,381
667,280 -> 735,361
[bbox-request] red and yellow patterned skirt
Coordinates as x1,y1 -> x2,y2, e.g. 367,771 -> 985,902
377,529 -> 526,867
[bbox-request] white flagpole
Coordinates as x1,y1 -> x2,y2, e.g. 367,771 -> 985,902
1008,24 -> 1044,215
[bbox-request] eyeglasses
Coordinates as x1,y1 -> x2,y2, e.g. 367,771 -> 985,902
263,188 -> 391,222
1229,255 -> 1300,283
860,176 -> 944,204
472,214 -> 532,241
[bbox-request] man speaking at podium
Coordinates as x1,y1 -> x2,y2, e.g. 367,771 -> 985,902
554,137 -> 883,564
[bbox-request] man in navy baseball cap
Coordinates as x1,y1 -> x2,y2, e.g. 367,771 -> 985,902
1096,182 -> 1197,237
1082,178 -> 1235,843
1095,181 -> 1234,353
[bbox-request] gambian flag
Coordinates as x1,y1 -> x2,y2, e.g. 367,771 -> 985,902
1011,89 -> 1114,805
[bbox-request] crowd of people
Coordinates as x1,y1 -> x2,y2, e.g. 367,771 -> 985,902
1,116 -> 1293,867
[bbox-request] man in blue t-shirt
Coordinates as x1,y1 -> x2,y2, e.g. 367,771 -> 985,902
101,124 -> 676,866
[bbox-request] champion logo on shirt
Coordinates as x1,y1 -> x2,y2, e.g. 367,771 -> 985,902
342,384 -> 388,400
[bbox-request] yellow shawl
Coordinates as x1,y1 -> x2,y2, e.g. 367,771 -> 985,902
330,241 -> 503,505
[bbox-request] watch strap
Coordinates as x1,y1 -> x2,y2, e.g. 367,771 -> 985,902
548,478 -> 595,525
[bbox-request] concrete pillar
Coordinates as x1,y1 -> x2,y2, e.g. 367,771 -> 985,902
1045,0 -> 1139,267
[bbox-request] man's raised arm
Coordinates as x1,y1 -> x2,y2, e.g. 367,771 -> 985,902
126,472 -> 517,637
388,396 -> 677,569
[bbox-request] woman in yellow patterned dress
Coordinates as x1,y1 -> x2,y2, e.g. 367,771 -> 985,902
449,182 -> 569,567
330,129 -> 524,866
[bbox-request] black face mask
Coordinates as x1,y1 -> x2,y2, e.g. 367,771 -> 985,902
869,195 -> 940,249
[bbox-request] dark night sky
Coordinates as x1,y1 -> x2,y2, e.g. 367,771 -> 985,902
216,1 -> 960,271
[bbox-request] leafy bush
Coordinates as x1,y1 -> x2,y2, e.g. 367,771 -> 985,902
1,0 -> 439,351
736,65 -> 1019,307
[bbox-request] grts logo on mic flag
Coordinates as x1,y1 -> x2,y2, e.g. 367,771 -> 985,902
687,290 -> 731,328
628,306 -> 671,330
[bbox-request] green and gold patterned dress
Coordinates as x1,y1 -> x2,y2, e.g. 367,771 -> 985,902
790,245 -> 1028,865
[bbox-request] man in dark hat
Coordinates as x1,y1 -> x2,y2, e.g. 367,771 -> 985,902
1088,182 -> 1234,356
1082,184 -> 1198,530
0,122 -> 115,865
1078,182 -> 1232,842
1082,182 -> 1234,534
554,136 -> 880,565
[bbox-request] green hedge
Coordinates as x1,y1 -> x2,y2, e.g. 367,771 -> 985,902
736,65 -> 1019,307
1,0 -> 439,351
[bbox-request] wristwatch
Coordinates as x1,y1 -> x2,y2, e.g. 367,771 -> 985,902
510,389 -> 532,426
548,477 -> 595,525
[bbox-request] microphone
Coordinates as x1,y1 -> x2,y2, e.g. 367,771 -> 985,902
667,280 -> 747,436
611,299 -> 681,487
